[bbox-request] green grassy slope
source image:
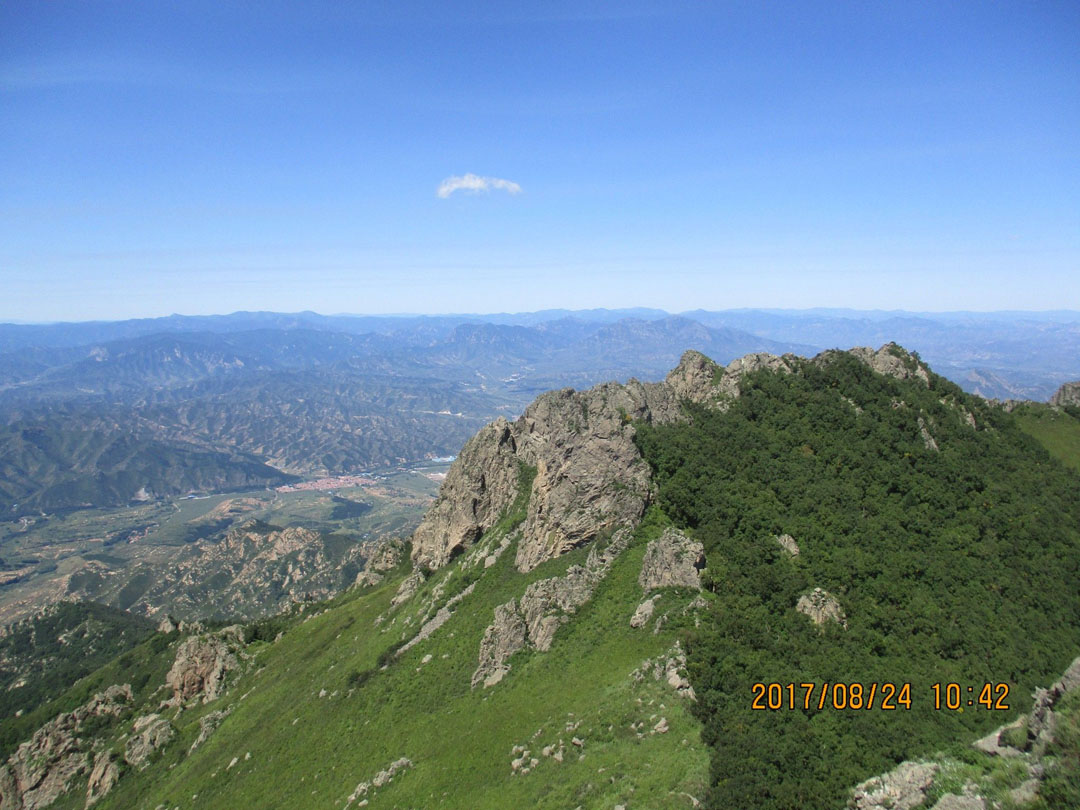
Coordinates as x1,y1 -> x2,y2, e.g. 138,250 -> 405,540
85,511 -> 708,810
1013,403 -> 1080,472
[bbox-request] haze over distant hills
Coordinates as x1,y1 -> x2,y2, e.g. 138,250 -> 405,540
0,307 -> 1077,516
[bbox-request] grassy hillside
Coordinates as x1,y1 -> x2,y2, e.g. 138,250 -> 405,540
1013,403 -> 1080,472
25,500 -> 709,809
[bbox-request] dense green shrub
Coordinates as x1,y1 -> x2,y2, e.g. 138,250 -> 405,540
635,354 -> 1080,810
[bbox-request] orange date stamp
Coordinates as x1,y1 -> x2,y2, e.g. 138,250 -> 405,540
751,682 -> 1010,711
752,682 -> 913,710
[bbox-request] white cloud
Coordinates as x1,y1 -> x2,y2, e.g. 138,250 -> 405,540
437,173 -> 522,199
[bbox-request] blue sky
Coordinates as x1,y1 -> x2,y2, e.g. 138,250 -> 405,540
1,1 -> 1078,321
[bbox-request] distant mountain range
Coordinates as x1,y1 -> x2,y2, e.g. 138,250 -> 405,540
0,308 -> 1077,515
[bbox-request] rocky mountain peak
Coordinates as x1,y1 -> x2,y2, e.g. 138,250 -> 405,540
410,344 -> 930,576
1050,380 -> 1080,407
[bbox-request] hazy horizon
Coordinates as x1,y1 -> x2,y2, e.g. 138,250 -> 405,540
4,304 -> 1080,328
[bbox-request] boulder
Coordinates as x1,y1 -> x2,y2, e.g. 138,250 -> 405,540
850,761 -> 938,810
797,588 -> 847,629
630,595 -> 659,628
85,752 -> 121,808
639,528 -> 705,591
165,627 -> 243,705
124,714 -> 175,769
776,534 -> 800,556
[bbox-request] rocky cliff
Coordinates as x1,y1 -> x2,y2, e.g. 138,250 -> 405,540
411,344 -> 934,576
1050,380 -> 1080,408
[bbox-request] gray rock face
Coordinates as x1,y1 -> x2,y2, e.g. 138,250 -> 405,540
796,588 -> 847,629
973,717 -> 1025,758
639,528 -> 705,591
776,534 -> 800,556
410,354 -> 708,574
472,601 -> 527,688
1050,381 -> 1080,407
165,627 -> 244,705
712,352 -> 794,400
345,757 -> 413,807
918,416 -> 940,452
390,569 -> 425,607
472,530 -> 630,688
0,684 -> 131,810
365,539 -> 405,573
354,570 -> 383,588
1027,654 -> 1080,754
410,344 -> 930,579
850,761 -> 938,810
630,595 -> 659,628
85,752 -> 119,807
410,418 -> 525,572
931,795 -> 985,810
124,714 -> 175,769
848,343 -> 931,386
189,709 -> 230,753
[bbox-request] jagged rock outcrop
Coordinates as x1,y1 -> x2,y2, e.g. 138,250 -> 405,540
848,343 -> 931,386
409,418 -> 525,571
711,352 -> 794,400
630,641 -> 696,700
796,588 -> 847,629
776,533 -> 800,556
0,685 -> 131,810
354,570 -> 383,588
639,528 -> 705,590
390,569 -> 425,607
190,709 -> 230,753
630,595 -> 660,628
472,530 -> 631,687
411,344 -> 926,579
1024,654 -> 1080,754
918,416 -> 940,451
85,752 -> 118,807
410,360 -> 694,574
365,538 -> 405,573
396,581 -> 477,657
124,714 -> 175,769
165,626 -> 244,705
849,761 -> 939,810
86,519 -> 371,622
1050,381 -> 1080,408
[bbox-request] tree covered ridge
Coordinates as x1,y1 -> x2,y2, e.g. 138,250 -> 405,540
634,350 -> 1080,810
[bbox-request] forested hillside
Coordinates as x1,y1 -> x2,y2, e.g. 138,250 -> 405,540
635,351 -> 1080,808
